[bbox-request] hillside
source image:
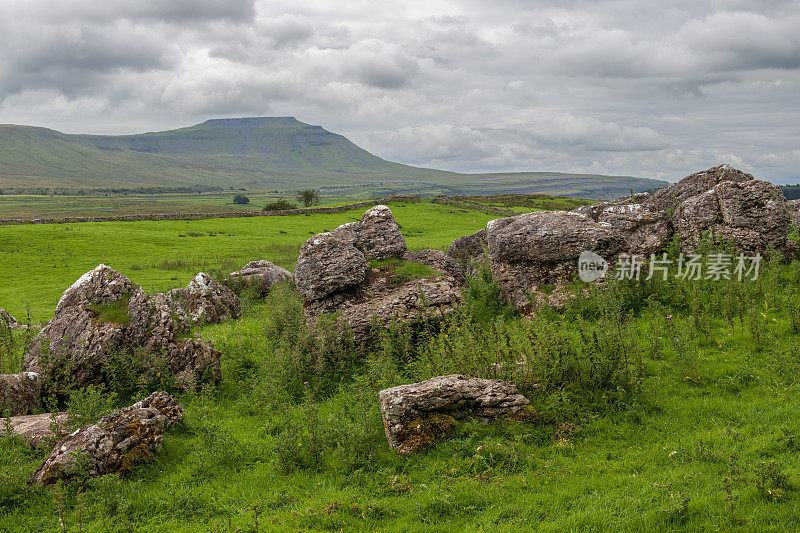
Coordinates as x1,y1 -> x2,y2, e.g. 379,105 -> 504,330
0,117 -> 666,199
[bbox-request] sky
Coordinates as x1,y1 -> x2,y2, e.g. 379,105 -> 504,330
0,0 -> 798,183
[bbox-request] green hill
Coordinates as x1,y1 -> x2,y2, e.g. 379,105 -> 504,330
0,117 -> 667,198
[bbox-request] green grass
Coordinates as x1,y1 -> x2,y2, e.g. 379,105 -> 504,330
453,193 -> 595,213
368,258 -> 439,284
85,296 -> 132,326
3,207 -> 800,531
3,257 -> 800,531
0,200 -> 498,322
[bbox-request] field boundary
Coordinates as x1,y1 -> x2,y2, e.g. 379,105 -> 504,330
0,195 -> 422,225
431,196 -> 519,216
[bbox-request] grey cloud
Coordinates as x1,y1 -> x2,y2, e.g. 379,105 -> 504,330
0,0 -> 799,183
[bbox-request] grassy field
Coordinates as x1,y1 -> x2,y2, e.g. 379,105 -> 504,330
0,199 -> 498,322
0,190 -> 589,221
2,205 -> 800,531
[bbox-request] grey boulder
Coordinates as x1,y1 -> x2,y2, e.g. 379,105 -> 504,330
226,260 -> 294,296
379,374 -> 530,455
29,391 -> 183,485
24,265 -> 235,393
0,372 -> 41,416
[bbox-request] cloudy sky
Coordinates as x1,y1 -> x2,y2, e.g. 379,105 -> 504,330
1,0 -> 798,183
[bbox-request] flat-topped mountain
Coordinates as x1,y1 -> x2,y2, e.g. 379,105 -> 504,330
0,117 -> 667,198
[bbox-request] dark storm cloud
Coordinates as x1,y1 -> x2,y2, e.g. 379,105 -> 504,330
0,0 -> 799,183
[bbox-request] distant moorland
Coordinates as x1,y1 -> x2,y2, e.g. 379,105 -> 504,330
0,117 -> 667,200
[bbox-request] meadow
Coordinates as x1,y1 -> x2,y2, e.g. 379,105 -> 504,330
2,203 -> 800,531
0,199 -> 499,322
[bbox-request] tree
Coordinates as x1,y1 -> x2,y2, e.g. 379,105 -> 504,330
296,189 -> 321,208
233,194 -> 250,205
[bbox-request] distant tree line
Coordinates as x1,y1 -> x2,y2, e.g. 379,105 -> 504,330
781,185 -> 800,200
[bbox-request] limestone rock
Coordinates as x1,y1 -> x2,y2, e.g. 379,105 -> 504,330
789,199 -> 800,227
295,232 -> 368,301
447,229 -> 487,262
357,205 -> 407,259
670,176 -> 791,253
486,211 -> 625,310
649,164 -> 751,213
574,194 -> 669,256
23,265 -> 232,394
379,375 -> 529,455
297,206 -> 463,340
0,372 -> 41,416
226,260 -> 294,296
308,276 -> 461,343
29,391 -> 183,485
7,413 -> 68,448
403,250 -> 466,285
0,309 -> 19,329
167,272 -> 241,325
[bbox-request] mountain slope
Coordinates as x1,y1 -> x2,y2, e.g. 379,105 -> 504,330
0,117 -> 667,198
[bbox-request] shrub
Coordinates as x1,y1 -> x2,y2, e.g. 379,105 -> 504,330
65,385 -> 116,431
233,194 -> 250,205
262,199 -> 298,211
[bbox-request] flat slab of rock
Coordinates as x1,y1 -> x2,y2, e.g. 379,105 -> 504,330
0,372 -> 41,416
379,374 -> 529,455
7,413 -> 68,448
226,260 -> 293,296
29,391 -> 183,485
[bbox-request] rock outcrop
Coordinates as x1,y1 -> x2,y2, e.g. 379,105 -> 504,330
356,205 -> 407,259
652,166 -> 791,253
295,232 -> 368,301
486,211 -> 626,310
0,309 -> 19,329
226,260 -> 294,296
379,375 -> 530,455
0,372 -> 41,416
7,413 -> 68,448
29,391 -> 183,485
789,199 -> 800,227
296,206 -> 462,342
447,229 -> 487,262
23,265 -> 237,393
167,272 -> 241,325
473,165 -> 793,310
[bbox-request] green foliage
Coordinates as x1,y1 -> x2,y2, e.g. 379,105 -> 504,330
368,257 -> 438,284
85,296 -> 131,325
65,385 -> 116,431
7,207 -> 800,530
261,199 -> 298,211
232,194 -> 249,205
296,189 -> 321,208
